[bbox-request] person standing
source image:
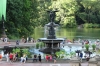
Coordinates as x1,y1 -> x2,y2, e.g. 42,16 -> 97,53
26,37 -> 29,43
16,40 -> 19,45
53,55 -> 57,63
5,37 -> 8,42
33,54 -> 37,62
45,55 -> 49,62
79,52 -> 83,62
9,53 -> 13,62
38,54 -> 41,62
0,54 -> 2,61
13,53 -> 16,62
15,52 -> 18,61
6,52 -> 9,62
49,55 -> 52,61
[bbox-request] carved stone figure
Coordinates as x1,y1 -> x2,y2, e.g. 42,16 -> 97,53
47,10 -> 58,22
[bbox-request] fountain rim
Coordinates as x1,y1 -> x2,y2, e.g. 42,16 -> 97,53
38,38 -> 65,40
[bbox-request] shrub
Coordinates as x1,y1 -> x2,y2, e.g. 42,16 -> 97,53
85,44 -> 89,51
92,44 -> 96,51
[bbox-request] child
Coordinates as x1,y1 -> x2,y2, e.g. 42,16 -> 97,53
49,55 -> 52,61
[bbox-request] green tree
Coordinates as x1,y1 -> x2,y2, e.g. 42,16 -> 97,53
6,0 -> 39,38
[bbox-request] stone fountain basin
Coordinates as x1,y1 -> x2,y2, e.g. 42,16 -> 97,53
38,38 -> 65,43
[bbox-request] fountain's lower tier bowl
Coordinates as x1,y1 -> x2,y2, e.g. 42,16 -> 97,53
38,38 -> 65,43
38,38 -> 65,54
39,47 -> 60,54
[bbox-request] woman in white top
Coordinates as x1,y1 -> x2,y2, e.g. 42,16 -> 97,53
6,53 -> 9,62
20,54 -> 26,63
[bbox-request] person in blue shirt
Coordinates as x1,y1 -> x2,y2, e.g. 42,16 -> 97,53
80,52 -> 83,62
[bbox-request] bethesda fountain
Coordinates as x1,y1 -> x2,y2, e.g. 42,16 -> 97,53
38,10 -> 65,54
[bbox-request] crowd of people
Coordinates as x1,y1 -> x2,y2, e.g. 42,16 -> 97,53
66,38 -> 100,45
0,52 -> 42,63
0,52 -> 58,63
0,36 -> 36,43
2,52 -> 19,62
21,37 -> 36,43
45,54 -> 57,63
0,37 -> 8,42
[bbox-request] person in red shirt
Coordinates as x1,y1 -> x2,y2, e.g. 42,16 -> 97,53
46,55 -> 49,62
0,54 -> 2,61
9,53 -> 13,62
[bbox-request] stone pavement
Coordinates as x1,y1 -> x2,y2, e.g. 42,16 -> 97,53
0,41 -> 36,49
0,61 -> 88,66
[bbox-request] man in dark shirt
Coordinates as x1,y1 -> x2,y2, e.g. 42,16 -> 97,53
33,54 -> 37,62
38,54 -> 41,62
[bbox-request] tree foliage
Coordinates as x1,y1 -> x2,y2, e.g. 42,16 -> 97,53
5,0 -> 39,38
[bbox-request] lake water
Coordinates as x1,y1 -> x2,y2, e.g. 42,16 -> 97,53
33,27 -> 100,41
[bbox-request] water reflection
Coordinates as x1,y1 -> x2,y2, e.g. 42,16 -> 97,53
33,28 -> 100,40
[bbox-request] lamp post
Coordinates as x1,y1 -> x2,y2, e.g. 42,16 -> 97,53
1,15 -> 7,38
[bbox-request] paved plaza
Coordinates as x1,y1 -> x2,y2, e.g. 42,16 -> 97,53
0,61 -> 88,66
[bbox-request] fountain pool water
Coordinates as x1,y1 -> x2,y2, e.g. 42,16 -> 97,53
61,45 -> 97,59
29,48 -> 45,59
28,44 -> 97,59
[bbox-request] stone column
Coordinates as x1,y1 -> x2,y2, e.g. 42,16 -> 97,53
59,43 -> 60,48
70,56 -> 81,66
57,43 -> 60,47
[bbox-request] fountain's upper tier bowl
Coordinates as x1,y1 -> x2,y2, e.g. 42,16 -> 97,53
38,38 -> 65,43
45,22 -> 59,27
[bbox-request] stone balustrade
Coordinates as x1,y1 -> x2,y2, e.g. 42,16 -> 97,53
88,57 -> 97,66
94,55 -> 100,66
70,56 -> 81,66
